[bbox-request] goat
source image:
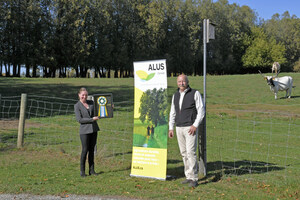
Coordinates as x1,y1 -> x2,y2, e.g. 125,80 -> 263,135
272,62 -> 280,74
259,70 -> 294,100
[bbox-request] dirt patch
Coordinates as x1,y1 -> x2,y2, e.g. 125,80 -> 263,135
0,120 -> 44,130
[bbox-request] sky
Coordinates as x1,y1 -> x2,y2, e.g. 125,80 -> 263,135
226,0 -> 300,20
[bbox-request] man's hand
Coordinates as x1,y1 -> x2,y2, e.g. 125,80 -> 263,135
188,125 -> 197,136
168,130 -> 174,138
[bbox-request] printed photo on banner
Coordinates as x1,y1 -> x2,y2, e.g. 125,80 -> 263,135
93,93 -> 113,118
133,60 -> 168,149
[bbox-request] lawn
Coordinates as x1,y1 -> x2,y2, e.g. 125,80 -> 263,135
0,73 -> 299,199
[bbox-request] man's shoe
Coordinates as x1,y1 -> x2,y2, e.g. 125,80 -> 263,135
189,180 -> 199,187
181,179 -> 191,184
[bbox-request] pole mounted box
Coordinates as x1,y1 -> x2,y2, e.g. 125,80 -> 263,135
206,19 -> 216,43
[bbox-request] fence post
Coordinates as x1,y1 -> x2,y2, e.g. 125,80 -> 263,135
0,94 -> 1,143
17,93 -> 27,148
0,94 -> 1,142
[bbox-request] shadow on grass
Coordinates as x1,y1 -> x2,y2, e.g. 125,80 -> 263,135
198,160 -> 284,184
166,159 -> 284,184
104,151 -> 132,158
166,159 -> 185,179
0,131 -> 77,152
0,132 -> 17,151
0,79 -> 134,119
289,95 -> 300,99
278,95 -> 300,100
108,166 -> 132,173
0,144 -> 16,151
0,78 -> 134,103
0,133 -> 17,142
0,78 -> 176,120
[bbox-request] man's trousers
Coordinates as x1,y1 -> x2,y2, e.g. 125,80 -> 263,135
176,126 -> 198,181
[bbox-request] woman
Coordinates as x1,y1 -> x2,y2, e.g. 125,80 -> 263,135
74,87 -> 100,177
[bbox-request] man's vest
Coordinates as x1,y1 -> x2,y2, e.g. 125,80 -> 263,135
174,87 -> 197,127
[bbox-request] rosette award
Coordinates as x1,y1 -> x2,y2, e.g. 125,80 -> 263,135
93,93 -> 113,118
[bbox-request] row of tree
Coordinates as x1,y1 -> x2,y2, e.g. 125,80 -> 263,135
0,0 -> 299,78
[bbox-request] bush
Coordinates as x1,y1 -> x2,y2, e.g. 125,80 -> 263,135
293,59 -> 300,72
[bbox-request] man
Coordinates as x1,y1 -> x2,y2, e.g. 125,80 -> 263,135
169,74 -> 205,187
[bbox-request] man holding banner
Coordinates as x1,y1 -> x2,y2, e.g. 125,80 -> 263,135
168,74 -> 205,187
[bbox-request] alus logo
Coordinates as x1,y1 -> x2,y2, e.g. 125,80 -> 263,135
136,70 -> 155,81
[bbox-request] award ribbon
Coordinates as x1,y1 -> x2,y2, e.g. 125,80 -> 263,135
97,96 -> 108,117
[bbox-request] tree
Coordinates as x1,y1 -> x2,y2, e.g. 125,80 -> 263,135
0,0 -> 298,77
139,88 -> 168,127
84,0 -> 112,78
263,12 -> 300,71
242,27 -> 286,71
1,0 -> 23,77
200,0 -> 256,74
53,0 -> 89,77
0,0 -> 6,76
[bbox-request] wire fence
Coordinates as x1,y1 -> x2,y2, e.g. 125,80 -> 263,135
207,107 -> 300,182
1,94 -> 299,181
0,94 -> 133,168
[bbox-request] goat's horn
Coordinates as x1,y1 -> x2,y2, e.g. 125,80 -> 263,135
275,69 -> 280,77
258,70 -> 265,77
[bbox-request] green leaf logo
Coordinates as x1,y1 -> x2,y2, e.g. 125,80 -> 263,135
136,70 -> 155,81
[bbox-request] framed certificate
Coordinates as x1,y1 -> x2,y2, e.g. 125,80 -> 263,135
93,93 -> 113,118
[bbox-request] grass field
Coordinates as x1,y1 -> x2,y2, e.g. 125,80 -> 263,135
0,73 -> 300,199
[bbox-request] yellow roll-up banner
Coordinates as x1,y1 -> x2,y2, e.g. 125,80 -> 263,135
130,59 -> 168,180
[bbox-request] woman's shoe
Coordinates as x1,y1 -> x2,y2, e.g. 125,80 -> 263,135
80,171 -> 87,177
89,165 -> 98,176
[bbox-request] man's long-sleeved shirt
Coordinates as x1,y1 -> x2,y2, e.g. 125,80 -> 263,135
169,88 -> 205,130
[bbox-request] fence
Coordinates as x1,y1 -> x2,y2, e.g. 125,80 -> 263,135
1,94 -> 299,181
207,106 -> 300,182
0,94 -> 133,170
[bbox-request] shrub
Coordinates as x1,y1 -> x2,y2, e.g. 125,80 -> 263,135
293,58 -> 300,72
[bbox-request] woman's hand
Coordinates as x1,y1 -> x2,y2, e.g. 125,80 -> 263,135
93,116 -> 99,121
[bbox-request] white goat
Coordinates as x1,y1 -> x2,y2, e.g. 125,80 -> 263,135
259,70 -> 294,100
272,62 -> 280,74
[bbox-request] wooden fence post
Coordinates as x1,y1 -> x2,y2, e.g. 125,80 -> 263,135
17,93 -> 27,148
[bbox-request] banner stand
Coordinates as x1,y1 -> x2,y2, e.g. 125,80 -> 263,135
130,59 -> 168,180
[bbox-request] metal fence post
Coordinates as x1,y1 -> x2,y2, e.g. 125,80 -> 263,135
198,19 -> 207,177
17,93 -> 27,148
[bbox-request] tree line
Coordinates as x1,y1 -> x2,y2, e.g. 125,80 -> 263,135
0,0 -> 299,78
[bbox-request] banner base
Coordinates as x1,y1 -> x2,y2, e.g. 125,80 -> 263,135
130,174 -> 166,181
166,175 -> 177,180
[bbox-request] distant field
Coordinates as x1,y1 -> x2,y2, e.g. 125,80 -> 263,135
0,73 -> 299,199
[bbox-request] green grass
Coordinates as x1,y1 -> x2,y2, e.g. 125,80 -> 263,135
133,119 -> 168,148
0,74 -> 300,199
